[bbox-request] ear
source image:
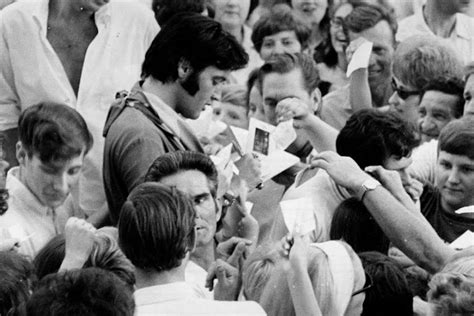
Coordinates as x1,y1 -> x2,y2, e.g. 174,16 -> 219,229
16,141 -> 27,165
310,88 -> 322,114
177,58 -> 193,81
215,198 -> 223,223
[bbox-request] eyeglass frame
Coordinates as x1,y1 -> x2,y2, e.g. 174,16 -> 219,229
391,78 -> 420,100
352,272 -> 373,297
330,16 -> 345,29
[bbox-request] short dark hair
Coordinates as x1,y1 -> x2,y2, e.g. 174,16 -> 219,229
345,4 -> 397,41
118,182 -> 196,272
34,234 -> 136,290
421,78 -> 465,118
145,151 -> 218,198
359,252 -> 413,316
18,102 -> 93,162
26,268 -> 135,316
330,198 -> 389,254
258,52 -> 320,94
0,251 -> 36,316
251,4 -> 311,52
141,13 -> 248,83
336,109 -> 420,169
438,117 -> 474,160
153,0 -> 206,25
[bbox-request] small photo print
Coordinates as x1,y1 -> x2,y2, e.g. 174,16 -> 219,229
253,128 -> 270,156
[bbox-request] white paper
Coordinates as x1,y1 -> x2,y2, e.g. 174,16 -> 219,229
273,119 -> 297,151
455,206 -> 474,214
186,105 -> 227,139
260,150 -> 299,182
229,126 -> 248,152
280,198 -> 316,235
346,41 -> 373,77
450,230 -> 474,250
245,201 -> 254,215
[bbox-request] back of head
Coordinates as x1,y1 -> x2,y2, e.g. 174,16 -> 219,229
345,3 -> 397,40
330,198 -> 389,254
34,234 -> 135,290
118,182 -> 196,273
142,13 -> 248,83
26,268 -> 135,316
438,117 -> 474,160
251,4 -> 311,53
220,84 -> 249,111
145,150 -> 218,198
18,102 -> 93,162
0,251 -> 36,316
154,0 -> 206,26
336,109 -> 419,169
393,35 -> 463,91
358,251 -> 413,316
428,272 -> 474,316
258,52 -> 320,95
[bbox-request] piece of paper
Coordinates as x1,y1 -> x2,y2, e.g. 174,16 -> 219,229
245,201 -> 254,215
450,230 -> 474,250
246,118 -> 275,156
229,126 -> 248,153
346,40 -> 373,77
260,150 -> 299,182
455,206 -> 474,214
273,119 -> 297,151
280,198 -> 316,235
186,106 -> 227,139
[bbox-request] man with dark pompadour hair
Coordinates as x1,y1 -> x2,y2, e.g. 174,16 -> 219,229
103,13 -> 248,224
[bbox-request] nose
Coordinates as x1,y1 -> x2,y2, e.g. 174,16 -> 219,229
397,168 -> 412,187
271,42 -> 285,56
388,92 -> 399,107
464,100 -> 474,117
420,115 -> 435,132
447,168 -> 461,184
51,173 -> 69,194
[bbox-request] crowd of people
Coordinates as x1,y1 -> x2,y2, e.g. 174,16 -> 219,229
0,0 -> 474,315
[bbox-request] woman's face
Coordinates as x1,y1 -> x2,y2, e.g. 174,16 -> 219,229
291,0 -> 329,27
214,0 -> 251,29
329,3 -> 353,53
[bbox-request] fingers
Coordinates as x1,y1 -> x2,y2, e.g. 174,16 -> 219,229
227,241 -> 247,268
205,261 -> 217,291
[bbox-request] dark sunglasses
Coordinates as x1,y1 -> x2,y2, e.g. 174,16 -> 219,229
391,78 -> 420,100
352,272 -> 373,297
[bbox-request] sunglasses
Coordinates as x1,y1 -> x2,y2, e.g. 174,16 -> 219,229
352,272 -> 373,297
391,78 -> 420,100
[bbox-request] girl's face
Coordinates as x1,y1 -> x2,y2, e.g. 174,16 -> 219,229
214,0 -> 251,29
329,3 -> 353,53
291,0 -> 329,27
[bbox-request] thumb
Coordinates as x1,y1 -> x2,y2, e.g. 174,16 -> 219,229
227,241 -> 246,268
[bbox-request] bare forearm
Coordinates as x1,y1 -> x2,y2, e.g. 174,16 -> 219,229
349,69 -> 372,111
287,265 -> 322,316
301,116 -> 337,152
363,187 -> 453,273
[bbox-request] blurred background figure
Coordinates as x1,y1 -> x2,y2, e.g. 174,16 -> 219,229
212,84 -> 250,129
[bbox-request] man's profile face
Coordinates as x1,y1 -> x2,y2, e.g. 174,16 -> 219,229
389,77 -> 421,127
159,170 -> 221,248
259,31 -> 303,62
417,91 -> 459,143
348,20 -> 394,87
464,75 -> 474,117
437,151 -> 474,212
450,0 -> 472,14
262,68 -> 313,125
20,150 -> 84,209
178,66 -> 229,120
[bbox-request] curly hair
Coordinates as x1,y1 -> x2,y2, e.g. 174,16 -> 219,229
428,272 -> 474,316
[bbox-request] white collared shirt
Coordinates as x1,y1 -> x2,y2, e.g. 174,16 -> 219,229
134,281 -> 266,316
0,167 -> 82,259
396,9 -> 474,65
0,0 -> 159,214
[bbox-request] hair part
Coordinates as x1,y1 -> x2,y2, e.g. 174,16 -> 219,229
438,117 -> 474,160
18,102 -> 93,163
344,3 -> 397,42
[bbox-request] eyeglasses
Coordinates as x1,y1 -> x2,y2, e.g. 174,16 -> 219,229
330,16 -> 345,28
391,78 -> 420,100
352,272 -> 373,297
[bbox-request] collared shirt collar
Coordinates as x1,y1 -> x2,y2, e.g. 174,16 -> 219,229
32,0 -> 111,37
416,7 -> 470,40
143,91 -> 185,139
134,282 -> 199,306
6,167 -> 52,217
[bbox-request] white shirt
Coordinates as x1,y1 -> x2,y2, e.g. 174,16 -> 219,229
0,0 -> 159,214
135,282 -> 266,316
0,167 -> 81,259
185,260 -> 213,300
396,9 -> 474,65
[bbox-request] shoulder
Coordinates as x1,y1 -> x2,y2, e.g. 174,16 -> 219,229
396,14 -> 424,41
108,1 -> 156,27
0,1 -> 37,26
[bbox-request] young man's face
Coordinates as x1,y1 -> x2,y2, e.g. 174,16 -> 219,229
19,148 -> 85,209
464,75 -> 474,117
259,31 -> 303,62
178,66 -> 229,120
159,170 -> 221,248
389,77 -> 421,127
348,20 -> 394,87
418,90 -> 460,142
437,151 -> 474,212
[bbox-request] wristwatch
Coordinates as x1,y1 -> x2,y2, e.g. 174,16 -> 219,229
355,178 -> 381,202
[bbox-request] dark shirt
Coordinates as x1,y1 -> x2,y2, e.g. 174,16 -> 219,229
420,184 -> 474,243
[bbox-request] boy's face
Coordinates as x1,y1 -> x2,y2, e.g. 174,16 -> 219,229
19,149 -> 85,209
212,100 -> 249,129
437,151 -> 474,213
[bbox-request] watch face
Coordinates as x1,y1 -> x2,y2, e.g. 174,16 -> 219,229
364,179 -> 379,190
